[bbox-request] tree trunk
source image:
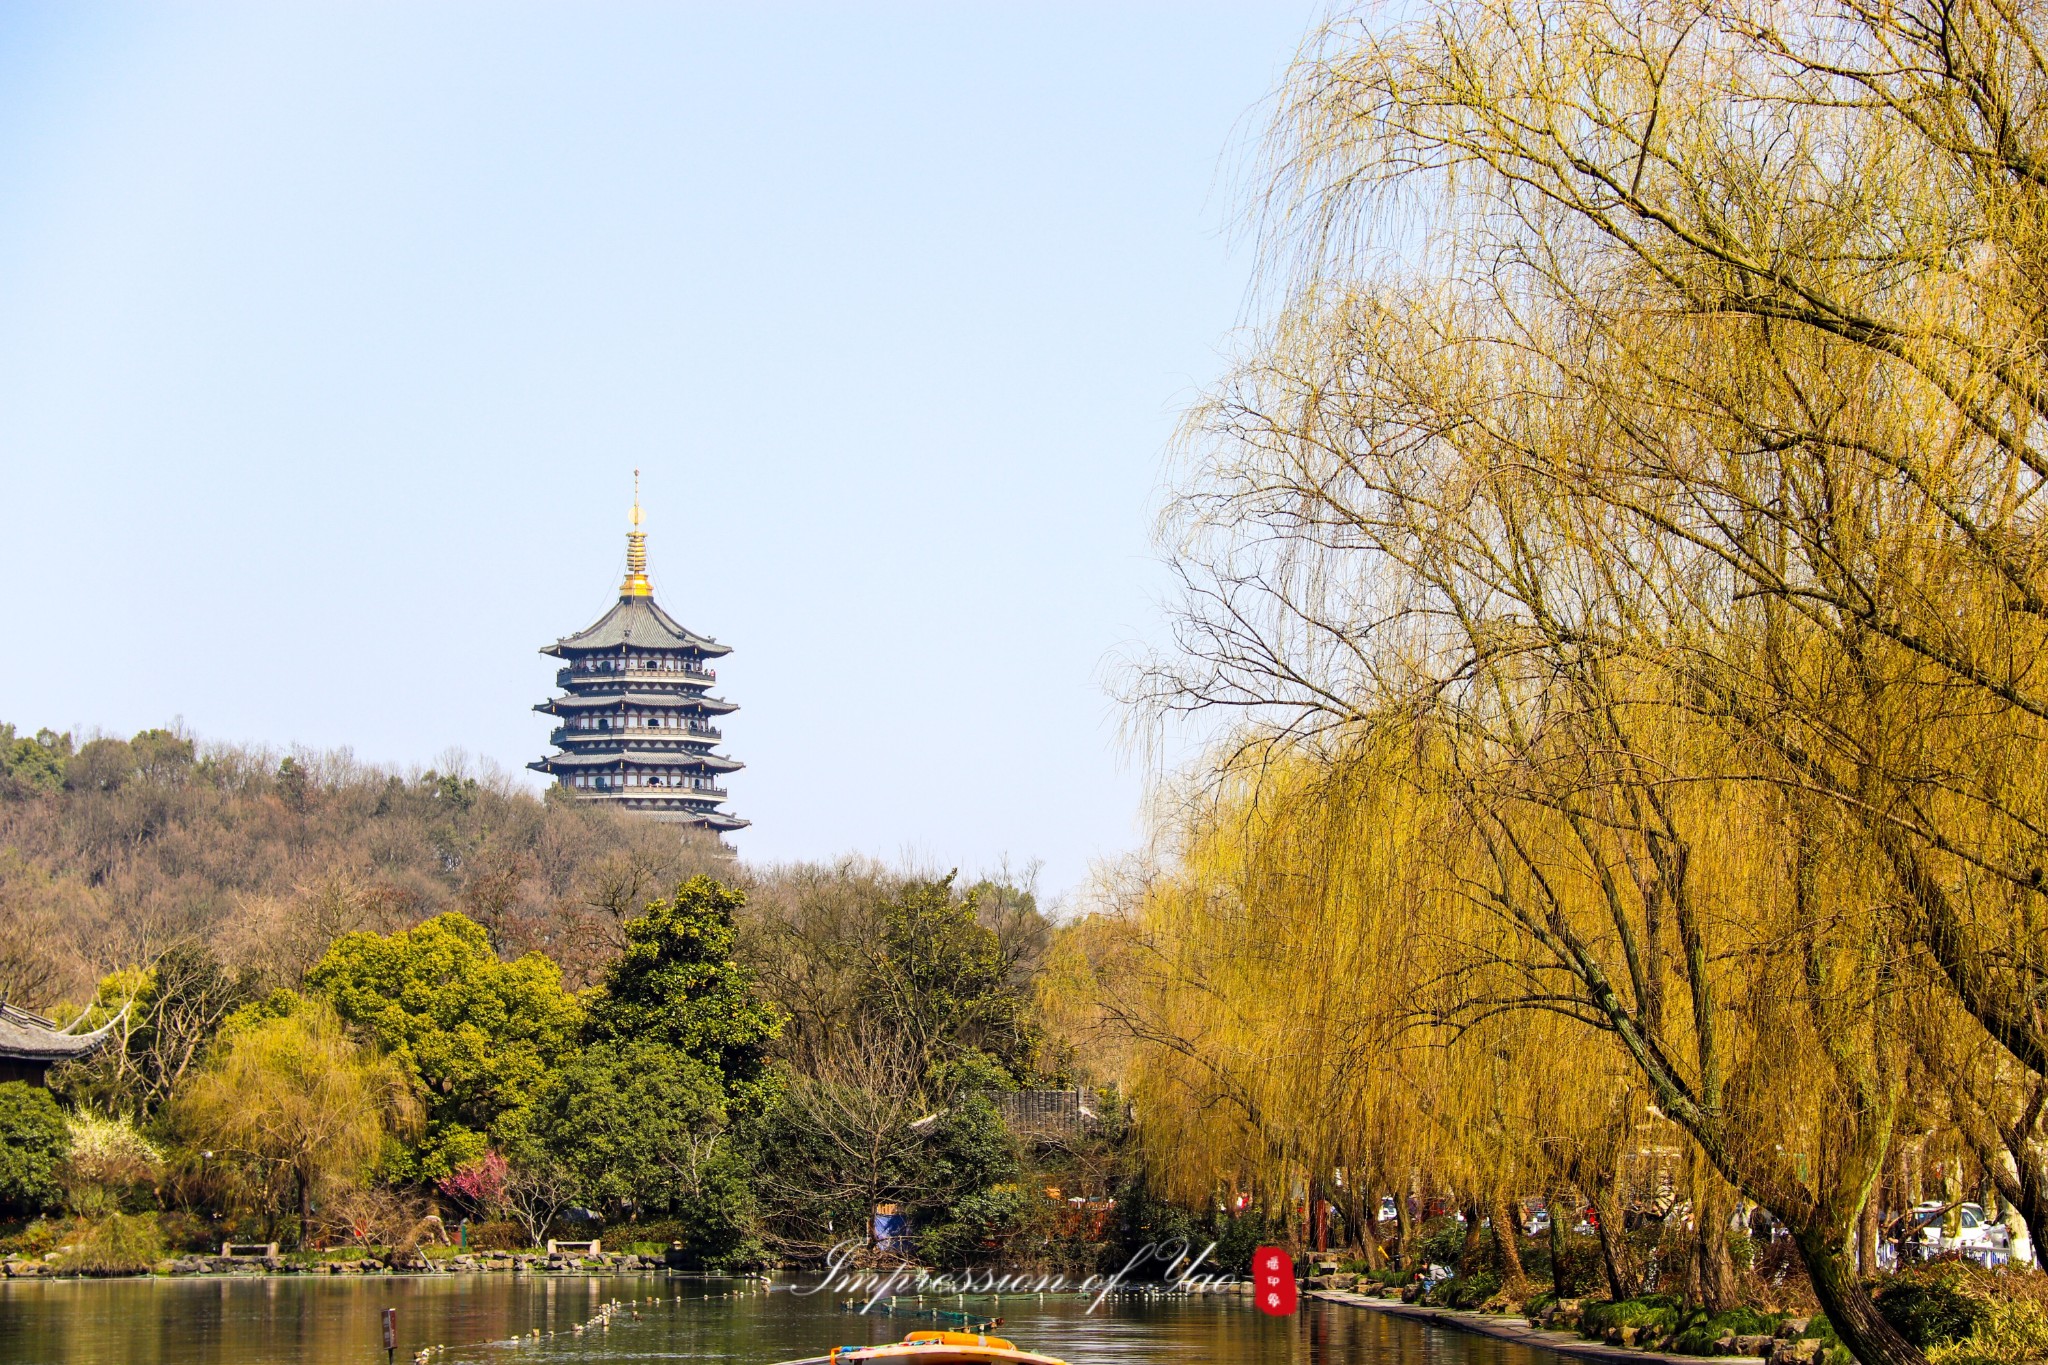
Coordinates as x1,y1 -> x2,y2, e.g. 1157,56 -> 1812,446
1395,1174 -> 1418,1269
1590,1184 -> 1634,1301
1491,1193 -> 1528,1297
1858,1193 -> 1881,1276
1548,1185 -> 1575,1296
296,1168 -> 312,1248
1358,1195 -> 1388,1271
1696,1164 -> 1738,1311
1459,1197 -> 1487,1276
1796,1224 -> 1927,1365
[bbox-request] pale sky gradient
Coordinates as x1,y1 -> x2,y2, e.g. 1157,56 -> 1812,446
0,4 -> 1314,900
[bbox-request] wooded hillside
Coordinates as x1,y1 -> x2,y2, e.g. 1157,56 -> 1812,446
0,722 -> 725,1002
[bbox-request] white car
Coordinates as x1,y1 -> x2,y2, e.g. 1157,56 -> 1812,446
1911,1201 -> 1998,1250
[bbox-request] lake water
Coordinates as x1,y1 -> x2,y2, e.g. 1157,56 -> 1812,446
0,1274 -> 1559,1365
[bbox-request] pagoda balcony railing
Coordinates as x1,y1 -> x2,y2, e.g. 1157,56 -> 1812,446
567,785 -> 728,802
551,724 -> 721,745
562,663 -> 715,685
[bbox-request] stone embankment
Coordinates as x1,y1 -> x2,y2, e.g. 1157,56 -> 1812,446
1311,1288 -> 1800,1365
1,1250 -> 673,1279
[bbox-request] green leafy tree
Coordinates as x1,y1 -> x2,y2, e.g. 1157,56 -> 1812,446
913,1093 -> 1023,1265
584,876 -> 784,1117
0,727 -> 69,795
128,728 -> 195,783
0,1081 -> 67,1213
306,913 -> 583,1178
508,1038 -> 753,1263
869,876 -> 1038,1088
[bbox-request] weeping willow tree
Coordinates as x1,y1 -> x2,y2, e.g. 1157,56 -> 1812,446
1077,743 -> 1657,1265
1096,1 -> 2048,1362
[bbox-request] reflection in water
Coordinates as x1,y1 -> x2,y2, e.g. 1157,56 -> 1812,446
0,1274 -> 1561,1365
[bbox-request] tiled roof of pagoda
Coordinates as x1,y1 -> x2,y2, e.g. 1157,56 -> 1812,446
541,596 -> 733,658
536,749 -> 745,772
0,1002 -> 124,1062
690,811 -> 751,832
536,691 -> 737,714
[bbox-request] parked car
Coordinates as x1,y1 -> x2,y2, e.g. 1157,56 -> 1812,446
1910,1201 -> 1992,1248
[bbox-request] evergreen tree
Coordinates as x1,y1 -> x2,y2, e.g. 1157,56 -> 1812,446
584,875 -> 784,1118
871,875 -> 1038,1089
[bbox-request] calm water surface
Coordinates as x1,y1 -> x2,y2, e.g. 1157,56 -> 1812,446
0,1274 -> 1563,1365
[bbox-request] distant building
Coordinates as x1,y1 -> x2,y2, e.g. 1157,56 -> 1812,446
529,482 -> 748,833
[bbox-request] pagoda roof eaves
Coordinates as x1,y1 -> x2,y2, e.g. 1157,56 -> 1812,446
536,748 -> 743,769
540,595 -> 732,657
540,691 -> 737,712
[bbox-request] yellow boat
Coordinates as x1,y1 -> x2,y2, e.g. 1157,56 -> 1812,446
772,1328 -> 1070,1364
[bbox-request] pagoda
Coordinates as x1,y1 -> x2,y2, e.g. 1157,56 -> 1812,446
530,482 -> 748,832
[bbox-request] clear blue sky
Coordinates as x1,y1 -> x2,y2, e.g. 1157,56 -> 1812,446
0,3 -> 1314,900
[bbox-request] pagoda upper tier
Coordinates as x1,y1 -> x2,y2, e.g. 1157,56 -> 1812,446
529,486 -> 747,833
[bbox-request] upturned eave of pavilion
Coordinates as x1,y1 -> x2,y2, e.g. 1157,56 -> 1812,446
0,1002 -> 126,1063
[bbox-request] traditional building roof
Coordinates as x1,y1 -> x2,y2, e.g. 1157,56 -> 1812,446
540,595 -> 732,658
0,1001 -> 124,1063
535,691 -> 738,714
535,748 -> 743,772
692,812 -> 750,833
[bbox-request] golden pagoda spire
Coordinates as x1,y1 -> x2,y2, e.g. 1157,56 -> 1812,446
621,469 -> 652,598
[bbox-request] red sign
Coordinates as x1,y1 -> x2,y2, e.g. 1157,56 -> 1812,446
1253,1245 -> 1296,1316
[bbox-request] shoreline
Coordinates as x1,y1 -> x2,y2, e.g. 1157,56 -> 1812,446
1311,1289 -> 1758,1365
0,1250 -> 686,1280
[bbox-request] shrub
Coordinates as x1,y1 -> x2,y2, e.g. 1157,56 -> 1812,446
154,1211 -> 213,1253
1581,1294 -> 1682,1342
55,1212 -> 164,1275
1878,1268 -> 1994,1349
1670,1307 -> 1782,1355
60,1113 -> 161,1215
0,1082 -> 68,1213
466,1220 -> 526,1251
1417,1216 -> 1467,1268
1929,1295 -> 2048,1365
1435,1270 -> 1500,1309
604,1215 -> 688,1245
0,1215 -> 63,1255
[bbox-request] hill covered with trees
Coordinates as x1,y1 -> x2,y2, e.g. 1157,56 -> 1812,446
0,720 -> 1140,1276
0,722 -> 724,1002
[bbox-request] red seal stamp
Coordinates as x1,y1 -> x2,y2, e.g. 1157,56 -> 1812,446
1252,1245 -> 1296,1316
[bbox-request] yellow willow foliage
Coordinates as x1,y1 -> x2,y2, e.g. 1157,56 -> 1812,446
172,997 -> 422,1237
1108,2 -> 2048,1353
1234,0 -> 2048,1084
1081,742 -> 1650,1216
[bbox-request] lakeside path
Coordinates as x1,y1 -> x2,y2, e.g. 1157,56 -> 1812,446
1310,1290 -> 1757,1365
